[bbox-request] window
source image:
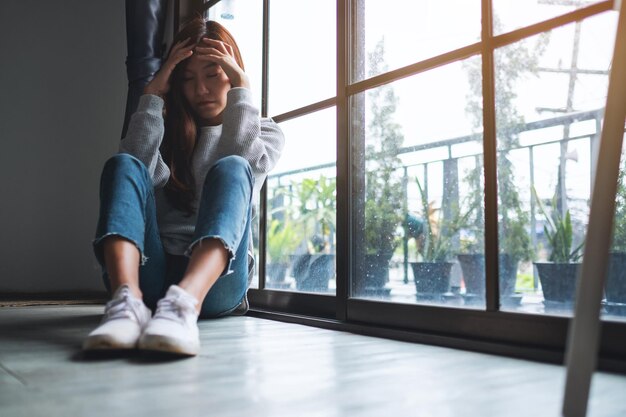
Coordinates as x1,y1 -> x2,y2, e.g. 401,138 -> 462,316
201,0 -> 626,362
265,108 -> 337,294
351,57 -> 484,308
493,13 -> 617,316
268,0 -> 336,115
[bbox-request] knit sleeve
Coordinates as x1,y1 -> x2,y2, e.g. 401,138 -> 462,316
118,94 -> 171,188
217,88 -> 285,174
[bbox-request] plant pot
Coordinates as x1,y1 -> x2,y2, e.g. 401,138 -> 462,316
355,253 -> 392,296
293,254 -> 335,292
457,254 -> 484,295
499,254 -> 519,296
535,262 -> 581,303
410,262 -> 454,295
290,254 -> 311,282
457,253 -> 519,297
267,262 -> 289,283
607,252 -> 626,304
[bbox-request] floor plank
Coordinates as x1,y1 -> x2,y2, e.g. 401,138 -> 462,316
0,305 -> 624,417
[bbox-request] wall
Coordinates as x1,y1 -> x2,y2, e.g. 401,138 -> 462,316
0,0 -> 126,293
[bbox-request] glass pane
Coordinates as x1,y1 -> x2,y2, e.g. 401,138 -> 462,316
207,0 -> 263,111
352,55 -> 484,307
268,0 -> 336,116
250,193 -> 261,289
606,134 -> 626,321
492,0 -> 603,35
494,11 -> 618,315
353,0 -> 481,82
265,108 -> 337,294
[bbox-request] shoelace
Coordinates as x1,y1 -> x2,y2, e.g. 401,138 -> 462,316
154,295 -> 196,324
103,289 -> 141,323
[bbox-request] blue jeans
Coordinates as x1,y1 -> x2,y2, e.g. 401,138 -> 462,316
93,153 -> 253,318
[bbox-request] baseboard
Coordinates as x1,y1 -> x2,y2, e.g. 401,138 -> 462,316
0,291 -> 108,307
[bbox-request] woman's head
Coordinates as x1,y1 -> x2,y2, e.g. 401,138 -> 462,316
161,17 -> 244,214
169,17 -> 244,126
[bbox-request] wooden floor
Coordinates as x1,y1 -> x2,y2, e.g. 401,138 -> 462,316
1,305 -> 625,417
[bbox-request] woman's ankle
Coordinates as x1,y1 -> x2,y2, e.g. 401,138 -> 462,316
110,282 -> 143,300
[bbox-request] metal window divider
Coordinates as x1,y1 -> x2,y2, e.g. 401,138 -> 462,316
481,0 -> 501,312
336,0 -> 350,321
257,0 -> 270,291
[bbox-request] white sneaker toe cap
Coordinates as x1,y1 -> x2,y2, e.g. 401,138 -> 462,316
83,319 -> 142,350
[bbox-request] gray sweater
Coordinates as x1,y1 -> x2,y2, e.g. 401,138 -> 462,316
119,88 -> 285,257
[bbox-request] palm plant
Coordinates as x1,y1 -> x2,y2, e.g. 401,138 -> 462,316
532,187 -> 584,263
415,178 -> 472,262
267,219 -> 301,264
292,175 -> 336,253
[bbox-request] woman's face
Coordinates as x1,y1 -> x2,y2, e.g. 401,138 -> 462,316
181,52 -> 231,126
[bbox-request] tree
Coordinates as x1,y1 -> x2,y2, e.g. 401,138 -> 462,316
364,38 -> 405,258
462,16 -> 549,262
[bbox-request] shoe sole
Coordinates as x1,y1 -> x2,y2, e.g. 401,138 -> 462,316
83,335 -> 137,351
138,334 -> 199,356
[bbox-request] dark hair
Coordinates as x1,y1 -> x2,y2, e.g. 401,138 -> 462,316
160,16 -> 244,214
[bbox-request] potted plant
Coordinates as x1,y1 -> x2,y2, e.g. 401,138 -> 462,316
460,201 -> 532,306
455,225 -> 493,305
457,157 -> 533,305
410,178 -> 470,300
290,176 -> 337,292
532,187 -> 584,305
266,219 -> 301,289
498,158 -> 534,300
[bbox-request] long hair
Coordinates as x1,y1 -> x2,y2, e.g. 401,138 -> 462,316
160,16 -> 245,214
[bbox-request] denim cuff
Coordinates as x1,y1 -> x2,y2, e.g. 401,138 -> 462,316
184,236 -> 236,277
92,232 -> 148,267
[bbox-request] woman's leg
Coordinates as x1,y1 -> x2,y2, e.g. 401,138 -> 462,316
196,216 -> 251,318
137,155 -> 253,356
93,153 -> 167,309
177,239 -> 229,306
136,154 -> 252,316
102,237 -> 142,298
179,155 -> 254,315
85,153 -> 167,350
164,211 -> 251,318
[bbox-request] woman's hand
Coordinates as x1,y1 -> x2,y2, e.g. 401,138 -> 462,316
143,38 -> 195,97
195,38 -> 250,89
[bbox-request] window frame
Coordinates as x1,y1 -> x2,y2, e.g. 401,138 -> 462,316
198,0 -> 626,371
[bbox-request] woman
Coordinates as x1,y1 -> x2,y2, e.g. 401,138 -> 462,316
83,17 -> 284,356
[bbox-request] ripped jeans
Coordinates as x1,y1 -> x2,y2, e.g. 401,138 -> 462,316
93,153 -> 253,318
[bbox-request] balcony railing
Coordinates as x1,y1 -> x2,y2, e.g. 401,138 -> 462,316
265,108 -> 615,307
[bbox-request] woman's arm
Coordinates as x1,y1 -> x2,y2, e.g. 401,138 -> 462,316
216,88 -> 285,174
194,39 -> 284,172
118,39 -> 195,188
118,94 -> 171,188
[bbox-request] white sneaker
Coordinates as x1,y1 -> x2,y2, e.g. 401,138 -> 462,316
83,284 -> 152,351
138,285 -> 200,356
